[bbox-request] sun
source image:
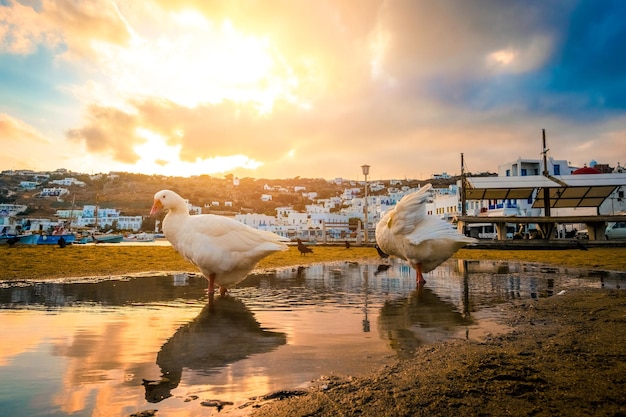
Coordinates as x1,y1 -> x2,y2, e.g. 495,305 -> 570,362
93,10 -> 292,112
85,8 -> 299,176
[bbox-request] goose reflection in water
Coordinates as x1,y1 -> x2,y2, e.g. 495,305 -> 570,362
378,285 -> 472,358
143,296 -> 286,403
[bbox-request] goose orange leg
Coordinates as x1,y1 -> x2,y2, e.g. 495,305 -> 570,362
208,273 -> 216,295
208,274 -> 228,296
415,263 -> 426,284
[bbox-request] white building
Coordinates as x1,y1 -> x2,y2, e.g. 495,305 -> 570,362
117,216 -> 143,231
40,187 -> 69,197
498,157 -> 571,177
50,177 -> 86,187
19,181 -> 38,190
0,203 -> 27,216
55,205 -> 143,231
234,213 -> 278,229
0,204 -> 28,234
369,182 -> 385,192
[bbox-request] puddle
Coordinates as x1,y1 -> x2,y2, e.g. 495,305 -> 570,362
0,259 -> 624,416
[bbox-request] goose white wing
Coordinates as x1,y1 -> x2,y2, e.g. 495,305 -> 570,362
383,184 -> 433,240
189,214 -> 287,252
167,214 -> 287,275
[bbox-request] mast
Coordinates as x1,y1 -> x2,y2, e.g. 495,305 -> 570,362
541,129 -> 551,217
460,153 -> 467,216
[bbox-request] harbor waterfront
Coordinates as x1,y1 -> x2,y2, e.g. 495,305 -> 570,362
0,245 -> 625,416
2,244 -> 626,281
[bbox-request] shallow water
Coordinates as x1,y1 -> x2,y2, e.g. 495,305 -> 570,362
0,259 -> 624,416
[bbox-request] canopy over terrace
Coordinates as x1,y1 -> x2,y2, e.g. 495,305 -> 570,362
459,173 -> 626,240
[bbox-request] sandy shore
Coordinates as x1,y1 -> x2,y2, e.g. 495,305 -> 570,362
250,288 -> 626,417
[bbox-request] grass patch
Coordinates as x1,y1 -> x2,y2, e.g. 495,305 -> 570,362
455,247 -> 626,271
0,245 -> 376,280
1,244 -> 624,281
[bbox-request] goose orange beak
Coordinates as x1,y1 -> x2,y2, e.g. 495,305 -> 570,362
150,199 -> 163,216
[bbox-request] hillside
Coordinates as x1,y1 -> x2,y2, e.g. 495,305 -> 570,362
0,170 -> 467,219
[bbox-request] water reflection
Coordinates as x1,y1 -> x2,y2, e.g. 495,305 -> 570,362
0,272 -> 206,306
144,297 -> 286,403
0,259 -> 624,416
378,284 -> 472,358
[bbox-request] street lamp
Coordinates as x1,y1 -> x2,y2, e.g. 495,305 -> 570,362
361,164 -> 370,244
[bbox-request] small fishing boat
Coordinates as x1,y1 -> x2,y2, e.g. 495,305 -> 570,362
94,234 -> 124,244
36,234 -> 76,245
0,234 -> 40,245
122,232 -> 155,242
77,231 -> 124,244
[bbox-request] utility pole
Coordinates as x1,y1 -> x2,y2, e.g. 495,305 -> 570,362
361,164 -> 370,244
542,129 -> 551,217
461,153 -> 467,216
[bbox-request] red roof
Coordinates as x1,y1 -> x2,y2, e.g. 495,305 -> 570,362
572,166 -> 601,175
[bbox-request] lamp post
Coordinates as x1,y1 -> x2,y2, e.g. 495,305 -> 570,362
361,164 -> 370,244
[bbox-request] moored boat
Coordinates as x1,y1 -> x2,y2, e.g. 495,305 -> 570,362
122,232 -> 155,242
36,234 -> 76,245
94,234 -> 124,244
0,234 -> 40,245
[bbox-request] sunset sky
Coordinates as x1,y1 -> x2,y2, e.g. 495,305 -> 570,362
1,0 -> 625,180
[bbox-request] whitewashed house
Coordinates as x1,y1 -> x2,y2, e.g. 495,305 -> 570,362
40,187 -> 69,197
117,216 -> 143,231
369,182 -> 385,192
56,205 -> 142,230
19,181 -> 38,190
50,177 -> 86,187
235,213 -> 277,229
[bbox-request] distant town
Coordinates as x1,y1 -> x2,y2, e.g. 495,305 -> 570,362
1,154 -> 625,243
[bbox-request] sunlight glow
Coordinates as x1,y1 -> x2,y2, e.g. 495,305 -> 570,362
133,128 -> 262,176
91,13 -> 295,112
78,10 -> 304,176
488,48 -> 516,66
486,36 -> 552,74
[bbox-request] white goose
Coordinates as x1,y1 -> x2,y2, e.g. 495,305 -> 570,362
375,184 -> 477,284
150,190 -> 289,296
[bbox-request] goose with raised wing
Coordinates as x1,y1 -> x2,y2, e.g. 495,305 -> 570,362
151,190 -> 289,296
375,184 -> 477,284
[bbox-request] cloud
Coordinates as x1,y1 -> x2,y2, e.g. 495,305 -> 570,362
0,113 -> 58,169
0,112 -> 49,143
0,0 -> 132,58
66,105 -> 143,164
1,0 -> 625,179
0,0 -> 61,54
547,0 -> 626,112
43,0 -> 134,60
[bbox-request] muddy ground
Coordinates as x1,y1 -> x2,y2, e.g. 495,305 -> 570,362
251,288 -> 626,417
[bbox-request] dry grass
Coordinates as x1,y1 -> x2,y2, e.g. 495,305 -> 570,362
455,247 -> 626,271
0,245 -> 377,280
1,244 -> 625,281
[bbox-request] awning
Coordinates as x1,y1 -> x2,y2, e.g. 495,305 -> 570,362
463,173 -> 626,209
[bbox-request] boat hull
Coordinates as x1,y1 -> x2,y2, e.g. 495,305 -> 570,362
0,234 -> 40,245
122,233 -> 155,243
94,235 -> 124,243
37,234 -> 76,245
